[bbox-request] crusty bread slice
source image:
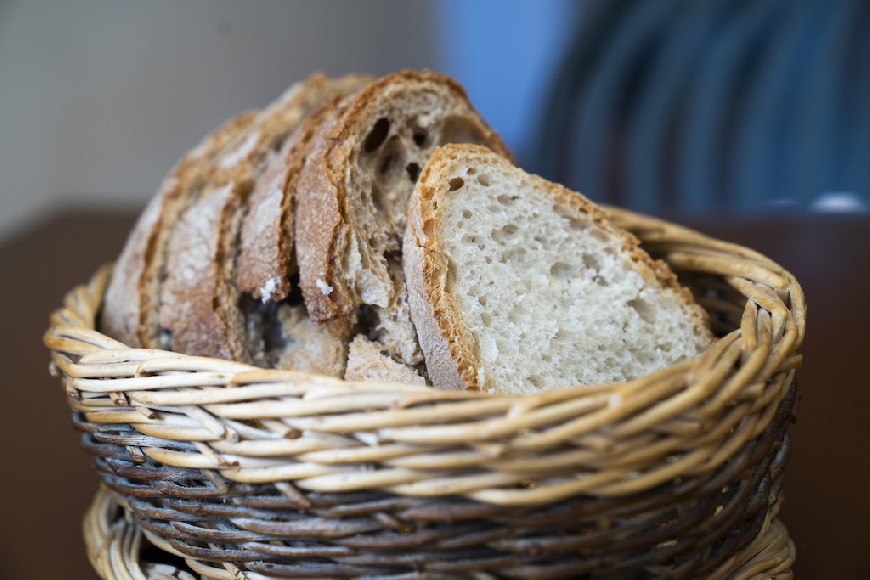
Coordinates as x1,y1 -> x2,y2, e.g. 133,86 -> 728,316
157,73 -> 368,362
102,110 -> 256,347
295,70 -> 512,368
344,335 -> 426,385
103,73 -> 368,353
159,181 -> 249,359
403,144 -> 713,394
236,74 -> 371,302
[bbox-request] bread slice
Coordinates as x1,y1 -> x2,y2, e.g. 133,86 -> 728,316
156,73 -> 368,362
403,145 -> 713,394
295,70 -> 513,368
102,73 -> 368,352
102,110 -> 256,347
236,74 -> 371,302
344,335 -> 426,385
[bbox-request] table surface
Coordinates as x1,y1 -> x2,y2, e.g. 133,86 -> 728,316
2,208 -> 868,579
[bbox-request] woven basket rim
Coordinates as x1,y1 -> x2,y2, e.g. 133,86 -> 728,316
46,207 -> 806,506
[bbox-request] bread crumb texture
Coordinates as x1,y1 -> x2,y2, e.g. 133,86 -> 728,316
410,145 -> 711,394
344,335 -> 426,385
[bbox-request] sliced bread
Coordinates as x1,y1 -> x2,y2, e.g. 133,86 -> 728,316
101,110 -> 256,348
157,73 -> 369,364
236,74 -> 371,302
403,144 -> 713,394
294,70 -> 513,368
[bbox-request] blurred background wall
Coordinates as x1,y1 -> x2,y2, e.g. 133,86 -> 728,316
2,0 -> 868,244
0,0 -> 576,243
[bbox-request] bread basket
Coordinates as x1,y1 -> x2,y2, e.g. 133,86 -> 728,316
45,207 -> 804,580
82,484 -> 795,580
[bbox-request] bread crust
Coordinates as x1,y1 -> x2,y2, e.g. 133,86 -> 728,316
404,144 -> 712,391
402,235 -> 474,390
102,111 -> 256,347
157,74 -> 369,362
159,182 -> 248,359
295,70 -> 514,325
236,75 -> 371,302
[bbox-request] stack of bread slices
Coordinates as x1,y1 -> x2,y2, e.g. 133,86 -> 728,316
102,70 -> 712,395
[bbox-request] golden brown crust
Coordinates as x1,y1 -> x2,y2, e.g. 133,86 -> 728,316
234,132 -> 298,300
293,118 -> 354,321
236,76 -> 371,301
403,145 -> 492,390
404,144 -> 713,391
295,70 -> 514,325
402,232 -> 476,390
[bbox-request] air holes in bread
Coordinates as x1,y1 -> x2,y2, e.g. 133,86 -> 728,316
446,258 -> 458,288
370,183 -> 388,216
406,163 -> 420,182
449,178 -> 464,191
493,224 -> 518,245
497,194 -> 518,206
365,118 -> 390,152
378,137 -> 405,180
412,128 -> 428,148
505,246 -> 527,263
463,234 -> 485,248
568,217 -> 587,231
629,298 -> 656,324
550,262 -> 574,279
582,254 -> 601,271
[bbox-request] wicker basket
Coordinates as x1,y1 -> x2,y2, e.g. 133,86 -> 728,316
46,208 -> 805,580
83,486 -> 795,580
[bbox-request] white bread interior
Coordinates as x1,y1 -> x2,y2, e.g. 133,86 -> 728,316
403,144 -> 712,394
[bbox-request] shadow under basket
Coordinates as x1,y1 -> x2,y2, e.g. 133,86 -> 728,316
46,208 -> 805,580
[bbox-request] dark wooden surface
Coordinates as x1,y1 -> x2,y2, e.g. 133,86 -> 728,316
1,208 -> 867,579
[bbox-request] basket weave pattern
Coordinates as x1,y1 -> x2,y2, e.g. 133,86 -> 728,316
84,486 -> 795,580
47,209 -> 805,579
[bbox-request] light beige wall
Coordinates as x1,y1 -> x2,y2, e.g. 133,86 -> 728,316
0,0 -> 439,241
